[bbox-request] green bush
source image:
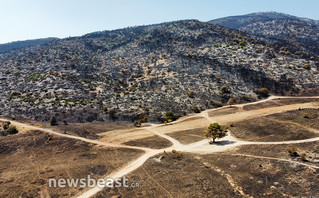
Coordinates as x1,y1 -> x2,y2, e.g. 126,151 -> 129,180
288,146 -> 299,157
191,106 -> 201,113
255,88 -> 269,97
161,111 -> 179,123
133,114 -> 148,127
133,120 -> 142,127
7,125 -> 18,134
3,121 -> 11,130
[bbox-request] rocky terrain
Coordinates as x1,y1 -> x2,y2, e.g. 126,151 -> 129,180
0,17 -> 318,124
210,12 -> 319,54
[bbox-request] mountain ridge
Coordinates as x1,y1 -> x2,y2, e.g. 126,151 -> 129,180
0,16 -> 318,123
0,37 -> 59,53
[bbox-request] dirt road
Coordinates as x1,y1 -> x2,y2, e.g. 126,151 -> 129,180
1,96 -> 319,198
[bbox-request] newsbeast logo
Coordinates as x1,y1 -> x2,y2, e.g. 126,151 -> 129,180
48,175 -> 139,188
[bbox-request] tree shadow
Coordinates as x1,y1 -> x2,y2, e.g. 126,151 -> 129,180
209,140 -> 236,146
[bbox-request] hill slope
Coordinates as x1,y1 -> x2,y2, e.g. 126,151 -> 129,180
0,20 -> 318,123
209,12 -> 319,54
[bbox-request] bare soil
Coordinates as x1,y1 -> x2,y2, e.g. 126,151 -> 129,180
94,150 -> 319,198
234,141 -> 319,167
94,152 -> 241,198
167,127 -> 206,144
266,108 -> 319,130
243,98 -> 319,111
1,96 -> 319,198
243,101 -> 282,111
230,117 -> 318,141
0,131 -> 143,198
208,106 -> 240,117
123,135 -> 173,149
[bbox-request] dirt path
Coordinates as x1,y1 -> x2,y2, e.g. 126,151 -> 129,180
202,161 -> 252,198
1,95 -> 319,198
96,96 -> 319,144
77,147 -> 174,198
0,118 -> 152,152
145,128 -> 182,147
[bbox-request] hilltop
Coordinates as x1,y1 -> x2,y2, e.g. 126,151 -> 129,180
209,12 -> 319,54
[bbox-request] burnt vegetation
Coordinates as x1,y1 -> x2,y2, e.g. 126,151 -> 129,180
0,16 -> 318,123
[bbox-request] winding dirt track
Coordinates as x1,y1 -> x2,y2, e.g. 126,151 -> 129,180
1,96 -> 319,198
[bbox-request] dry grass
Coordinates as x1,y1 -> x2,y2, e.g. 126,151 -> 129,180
0,130 -> 143,198
167,127 -> 206,144
230,117 -> 317,141
123,135 -> 173,149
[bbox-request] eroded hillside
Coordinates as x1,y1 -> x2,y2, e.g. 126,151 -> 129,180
0,20 -> 318,123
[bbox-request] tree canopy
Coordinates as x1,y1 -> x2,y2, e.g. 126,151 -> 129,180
204,123 -> 228,143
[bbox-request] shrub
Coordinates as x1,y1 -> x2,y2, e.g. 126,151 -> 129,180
133,114 -> 148,127
187,91 -> 195,98
172,149 -> 183,160
50,116 -> 57,126
210,100 -> 223,108
133,120 -> 142,127
288,146 -> 299,157
161,111 -> 179,123
303,113 -> 310,119
255,88 -> 269,97
10,91 -> 21,97
7,125 -> 18,134
191,106 -> 201,113
242,95 -> 252,101
303,63 -> 310,70
220,85 -> 230,94
3,121 -> 11,130
0,130 -> 7,136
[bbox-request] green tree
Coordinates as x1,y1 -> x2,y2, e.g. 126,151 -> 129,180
204,123 -> 228,143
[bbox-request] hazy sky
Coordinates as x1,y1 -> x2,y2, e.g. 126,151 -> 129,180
1,0 -> 319,44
